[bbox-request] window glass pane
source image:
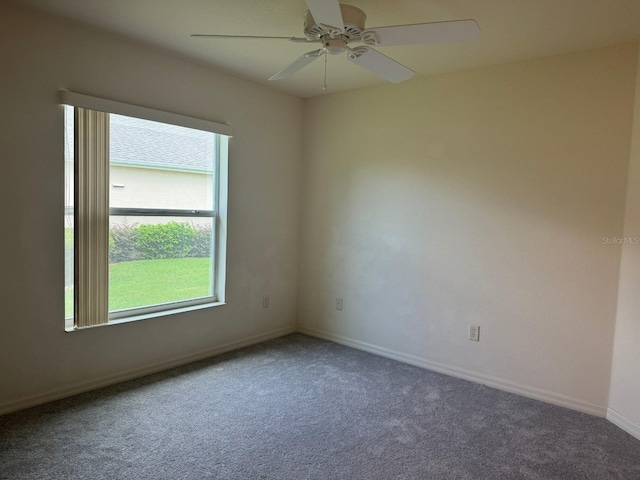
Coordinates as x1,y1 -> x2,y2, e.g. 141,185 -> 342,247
109,114 -> 215,211
109,216 -> 214,312
64,105 -> 74,322
107,114 -> 217,315
64,100 -> 226,329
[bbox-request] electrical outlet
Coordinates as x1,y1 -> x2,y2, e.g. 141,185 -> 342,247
263,294 -> 270,309
336,297 -> 343,311
469,325 -> 480,342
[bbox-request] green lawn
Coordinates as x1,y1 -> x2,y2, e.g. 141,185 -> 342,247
65,257 -> 211,317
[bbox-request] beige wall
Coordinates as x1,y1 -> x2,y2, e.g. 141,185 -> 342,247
110,165 -> 213,212
608,47 -> 640,438
298,44 -> 637,415
0,3 -> 302,412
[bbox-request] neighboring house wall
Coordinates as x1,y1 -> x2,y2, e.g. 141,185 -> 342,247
110,165 -> 213,226
298,44 -> 637,416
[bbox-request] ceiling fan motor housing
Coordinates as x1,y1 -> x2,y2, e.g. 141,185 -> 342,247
304,4 -> 367,40
193,0 -> 480,86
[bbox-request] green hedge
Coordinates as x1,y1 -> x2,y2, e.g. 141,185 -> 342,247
136,222 -> 196,259
108,221 -> 212,263
110,222 -> 141,263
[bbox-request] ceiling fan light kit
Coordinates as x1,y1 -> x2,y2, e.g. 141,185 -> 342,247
192,1 -> 479,89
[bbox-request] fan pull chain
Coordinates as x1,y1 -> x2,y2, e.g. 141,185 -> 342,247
323,50 -> 328,91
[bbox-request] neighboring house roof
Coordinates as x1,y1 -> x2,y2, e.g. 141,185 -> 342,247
110,114 -> 215,173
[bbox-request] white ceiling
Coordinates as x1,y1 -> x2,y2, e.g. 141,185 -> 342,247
10,0 -> 640,98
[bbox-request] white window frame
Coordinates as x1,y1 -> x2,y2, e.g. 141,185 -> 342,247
61,91 -> 231,330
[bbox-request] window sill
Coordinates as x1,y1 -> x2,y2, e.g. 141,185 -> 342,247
65,301 -> 226,332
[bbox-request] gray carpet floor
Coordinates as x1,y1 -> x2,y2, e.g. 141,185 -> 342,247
1,333 -> 639,479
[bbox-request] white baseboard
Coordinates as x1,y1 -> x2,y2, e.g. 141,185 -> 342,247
2,325 -> 613,421
298,326 -> 607,417
607,408 -> 640,441
0,326 -> 295,416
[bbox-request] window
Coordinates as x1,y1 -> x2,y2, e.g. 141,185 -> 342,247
62,91 -> 230,330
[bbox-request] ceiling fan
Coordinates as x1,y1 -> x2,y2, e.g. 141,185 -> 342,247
192,0 -> 480,87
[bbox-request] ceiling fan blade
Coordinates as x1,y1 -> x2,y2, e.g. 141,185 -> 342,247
347,47 -> 414,83
304,0 -> 344,32
269,49 -> 324,81
362,20 -> 480,46
191,34 -> 315,43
